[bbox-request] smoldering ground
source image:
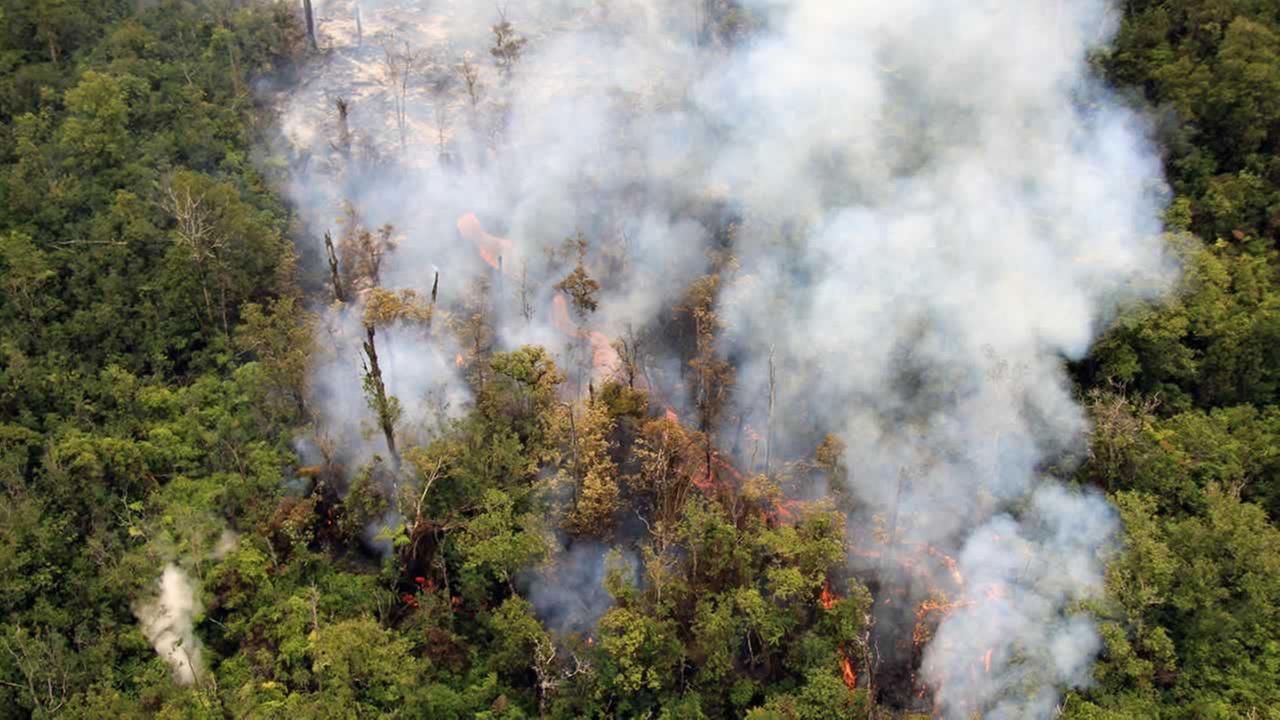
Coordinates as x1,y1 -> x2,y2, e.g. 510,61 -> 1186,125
267,1 -> 1176,716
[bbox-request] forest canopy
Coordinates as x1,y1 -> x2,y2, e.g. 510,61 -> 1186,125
0,1 -> 1278,719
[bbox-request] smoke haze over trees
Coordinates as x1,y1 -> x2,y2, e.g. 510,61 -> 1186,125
0,0 -> 1278,719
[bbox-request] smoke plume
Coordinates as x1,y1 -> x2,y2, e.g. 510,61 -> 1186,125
267,1 -> 1175,715
133,564 -> 203,685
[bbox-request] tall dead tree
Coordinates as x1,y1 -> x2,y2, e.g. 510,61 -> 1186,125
302,0 -> 318,50
382,40 -> 423,149
766,344 -> 776,476
324,230 -> 346,303
362,324 -> 400,468
458,52 -> 483,115
161,177 -> 231,340
359,286 -> 436,471
355,3 -> 363,47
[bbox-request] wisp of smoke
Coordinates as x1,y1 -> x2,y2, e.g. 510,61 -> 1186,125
133,564 -> 204,685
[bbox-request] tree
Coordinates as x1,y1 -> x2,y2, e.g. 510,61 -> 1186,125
679,274 -> 736,475
360,288 -> 437,468
381,39 -> 424,149
554,231 -> 601,320
458,51 -> 483,116
235,297 -> 315,422
159,170 -> 286,343
565,398 -> 620,537
490,8 -> 527,80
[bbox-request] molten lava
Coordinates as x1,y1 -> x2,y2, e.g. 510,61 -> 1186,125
456,213 -> 515,274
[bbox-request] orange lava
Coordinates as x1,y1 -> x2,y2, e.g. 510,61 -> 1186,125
551,294 -> 626,382
457,213 -> 514,274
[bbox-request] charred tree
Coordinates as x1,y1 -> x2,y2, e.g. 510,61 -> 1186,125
302,0 -> 318,50
323,230 -> 346,303
362,324 -> 400,469
334,98 -> 352,158
766,344 -> 776,476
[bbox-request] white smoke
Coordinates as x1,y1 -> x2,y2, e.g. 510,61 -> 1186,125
133,564 -> 203,685
268,1 -> 1175,715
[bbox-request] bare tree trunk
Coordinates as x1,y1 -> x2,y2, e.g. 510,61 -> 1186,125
427,270 -> 439,330
303,0 -> 318,50
363,325 -> 400,468
355,3 -> 363,47
518,263 -> 533,325
766,345 -> 775,476
324,230 -> 346,302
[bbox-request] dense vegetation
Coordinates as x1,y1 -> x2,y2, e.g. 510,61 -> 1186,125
0,1 -> 1277,718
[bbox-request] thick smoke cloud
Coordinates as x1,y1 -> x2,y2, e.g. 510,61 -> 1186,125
269,1 -> 1174,715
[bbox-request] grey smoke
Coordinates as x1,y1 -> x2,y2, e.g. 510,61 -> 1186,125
268,1 -> 1176,715
522,542 -> 636,635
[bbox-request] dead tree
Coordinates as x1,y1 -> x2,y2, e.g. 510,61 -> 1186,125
324,230 -> 346,303
517,262 -> 533,325
161,178 -> 230,339
382,40 -> 423,149
302,0 -> 318,50
766,344 -> 775,476
362,325 -> 400,469
355,3 -> 364,47
433,89 -> 452,163
334,98 -> 352,158
458,51 -> 483,115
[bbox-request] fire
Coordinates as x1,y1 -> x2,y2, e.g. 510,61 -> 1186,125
983,648 -> 993,674
920,543 -> 965,587
820,581 -> 837,610
912,595 -> 975,647
454,353 -> 465,367
841,653 -> 857,691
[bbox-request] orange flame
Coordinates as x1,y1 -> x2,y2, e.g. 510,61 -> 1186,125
820,581 -> 837,610
912,595 -> 975,647
983,648 -> 993,674
920,544 -> 965,587
841,653 -> 857,691
455,353 -> 465,367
